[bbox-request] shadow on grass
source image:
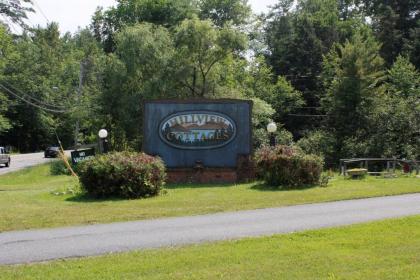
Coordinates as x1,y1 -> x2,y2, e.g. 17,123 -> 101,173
0,188 -> 32,192
65,193 -> 126,203
251,183 -> 318,192
164,183 -> 237,190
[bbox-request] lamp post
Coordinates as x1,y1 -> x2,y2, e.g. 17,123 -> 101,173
98,129 -> 108,153
267,122 -> 277,147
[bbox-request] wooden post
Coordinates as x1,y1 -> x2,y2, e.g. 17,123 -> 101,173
392,159 -> 396,173
339,160 -> 343,175
386,161 -> 390,173
365,160 -> 368,171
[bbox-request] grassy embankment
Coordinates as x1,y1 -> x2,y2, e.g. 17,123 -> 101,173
1,216 -> 419,279
0,163 -> 419,232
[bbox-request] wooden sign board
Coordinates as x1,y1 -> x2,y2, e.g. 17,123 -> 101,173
71,148 -> 95,165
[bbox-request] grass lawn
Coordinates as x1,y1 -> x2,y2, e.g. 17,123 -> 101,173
1,215 -> 420,279
0,164 -> 419,232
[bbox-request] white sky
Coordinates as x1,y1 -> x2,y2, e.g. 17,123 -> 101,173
22,0 -> 277,34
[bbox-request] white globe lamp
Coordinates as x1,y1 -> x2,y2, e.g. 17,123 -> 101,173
267,122 -> 277,133
267,122 -> 277,147
98,129 -> 108,139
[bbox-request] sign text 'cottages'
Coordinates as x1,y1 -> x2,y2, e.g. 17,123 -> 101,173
159,112 -> 236,149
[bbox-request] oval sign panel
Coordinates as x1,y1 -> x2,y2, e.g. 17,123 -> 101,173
159,111 -> 236,149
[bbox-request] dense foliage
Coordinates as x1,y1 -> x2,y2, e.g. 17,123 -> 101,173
50,159 -> 72,176
0,0 -> 34,28
0,0 -> 418,166
255,145 -> 324,187
49,158 -> 80,176
78,152 -> 166,198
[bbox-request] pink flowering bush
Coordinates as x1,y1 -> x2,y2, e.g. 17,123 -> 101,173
255,145 -> 323,188
78,152 -> 166,199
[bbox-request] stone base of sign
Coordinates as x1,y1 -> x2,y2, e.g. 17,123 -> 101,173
167,168 -> 238,184
166,155 -> 256,184
236,154 -> 256,183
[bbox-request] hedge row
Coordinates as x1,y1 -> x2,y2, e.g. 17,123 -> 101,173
52,146 -> 323,198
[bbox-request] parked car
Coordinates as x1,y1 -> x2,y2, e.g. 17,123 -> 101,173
0,147 -> 10,167
44,146 -> 60,158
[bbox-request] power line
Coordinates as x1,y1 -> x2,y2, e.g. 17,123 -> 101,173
3,81 -> 67,109
0,83 -> 69,113
288,114 -> 327,117
0,83 -> 68,113
298,107 -> 321,109
32,0 -> 49,24
2,81 -> 68,109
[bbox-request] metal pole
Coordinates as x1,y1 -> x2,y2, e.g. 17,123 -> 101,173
392,159 -> 396,173
98,138 -> 103,154
269,133 -> 276,147
74,61 -> 85,147
340,160 -> 343,175
103,138 -> 109,153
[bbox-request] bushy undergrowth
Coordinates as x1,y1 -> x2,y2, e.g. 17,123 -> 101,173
50,159 -> 78,175
255,145 -> 324,188
78,152 -> 166,199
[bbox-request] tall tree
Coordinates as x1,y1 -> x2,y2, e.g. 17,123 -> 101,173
0,23 -> 104,151
59,28 -> 106,147
173,17 -> 247,97
361,0 -> 420,67
0,0 -> 33,28
321,28 -> 385,158
99,23 -> 175,149
198,0 -> 251,27
1,24 -> 64,150
238,56 -> 304,124
367,56 -> 420,158
0,25 -> 14,132
91,0 -> 197,52
264,0 -> 357,136
403,21 -> 420,69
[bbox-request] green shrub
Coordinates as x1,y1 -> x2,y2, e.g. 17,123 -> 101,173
50,159 -> 78,175
255,145 -> 324,188
296,130 -> 336,167
50,160 -> 68,175
319,173 -> 330,187
78,152 -> 166,199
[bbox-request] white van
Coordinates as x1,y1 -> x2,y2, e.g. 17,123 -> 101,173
0,147 -> 10,167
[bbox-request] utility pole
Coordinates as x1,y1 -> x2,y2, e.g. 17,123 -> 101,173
74,60 -> 85,148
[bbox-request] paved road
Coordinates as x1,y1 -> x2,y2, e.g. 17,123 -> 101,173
0,152 -> 70,175
1,193 -> 420,265
0,152 -> 52,175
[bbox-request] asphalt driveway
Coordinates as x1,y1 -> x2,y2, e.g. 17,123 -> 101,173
0,152 -> 70,175
1,193 -> 420,265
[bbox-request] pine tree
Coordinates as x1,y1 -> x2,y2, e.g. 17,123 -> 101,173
321,28 -> 385,157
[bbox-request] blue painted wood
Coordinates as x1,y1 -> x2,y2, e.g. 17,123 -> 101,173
143,100 -> 252,168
